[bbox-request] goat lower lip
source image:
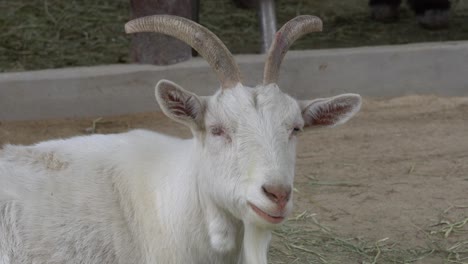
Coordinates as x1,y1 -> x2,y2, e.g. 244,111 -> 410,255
248,202 -> 285,224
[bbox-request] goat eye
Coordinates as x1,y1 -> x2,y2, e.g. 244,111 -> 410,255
291,127 -> 302,135
210,126 -> 232,142
210,126 -> 224,136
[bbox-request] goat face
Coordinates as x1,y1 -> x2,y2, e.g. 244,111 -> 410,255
202,84 -> 300,227
155,80 -> 361,228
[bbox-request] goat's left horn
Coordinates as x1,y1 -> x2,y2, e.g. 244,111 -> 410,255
263,15 -> 323,85
125,15 -> 242,89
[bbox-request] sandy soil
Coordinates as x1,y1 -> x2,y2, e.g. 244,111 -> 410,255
1,95 -> 468,262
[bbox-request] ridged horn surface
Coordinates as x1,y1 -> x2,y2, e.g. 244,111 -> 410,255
125,15 -> 242,89
263,15 -> 323,85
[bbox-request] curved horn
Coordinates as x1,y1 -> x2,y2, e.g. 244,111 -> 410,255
263,15 -> 323,85
125,15 -> 242,89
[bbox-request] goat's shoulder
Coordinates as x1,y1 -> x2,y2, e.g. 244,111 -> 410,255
1,129 -> 181,162
0,129 -> 185,200
0,129 -> 188,181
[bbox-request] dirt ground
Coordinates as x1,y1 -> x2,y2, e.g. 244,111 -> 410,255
1,95 -> 468,263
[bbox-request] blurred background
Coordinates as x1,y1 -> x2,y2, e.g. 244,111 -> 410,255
1,0 -> 468,72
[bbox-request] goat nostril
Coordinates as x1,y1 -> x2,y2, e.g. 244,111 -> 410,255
262,186 -> 278,202
262,184 -> 292,204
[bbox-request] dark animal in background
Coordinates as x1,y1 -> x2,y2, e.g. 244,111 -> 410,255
369,0 -> 451,29
232,0 -> 452,30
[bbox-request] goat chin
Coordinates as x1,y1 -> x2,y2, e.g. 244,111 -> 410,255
240,223 -> 272,264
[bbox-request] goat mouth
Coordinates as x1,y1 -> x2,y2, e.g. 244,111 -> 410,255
248,202 -> 285,224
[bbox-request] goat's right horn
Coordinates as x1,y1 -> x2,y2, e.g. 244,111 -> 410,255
125,15 -> 242,89
263,15 -> 323,85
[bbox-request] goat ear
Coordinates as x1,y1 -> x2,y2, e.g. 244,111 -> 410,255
155,80 -> 204,129
300,94 -> 361,128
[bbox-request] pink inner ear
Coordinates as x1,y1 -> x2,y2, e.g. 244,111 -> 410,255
308,103 -> 353,126
165,90 -> 197,119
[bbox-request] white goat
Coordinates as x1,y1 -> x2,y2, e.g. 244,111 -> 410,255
0,15 -> 361,264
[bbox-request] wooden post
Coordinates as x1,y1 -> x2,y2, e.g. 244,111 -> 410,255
130,0 -> 196,65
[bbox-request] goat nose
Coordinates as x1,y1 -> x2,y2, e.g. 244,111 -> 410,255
262,184 -> 292,205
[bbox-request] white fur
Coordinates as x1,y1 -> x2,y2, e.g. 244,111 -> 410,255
0,82 -> 361,264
